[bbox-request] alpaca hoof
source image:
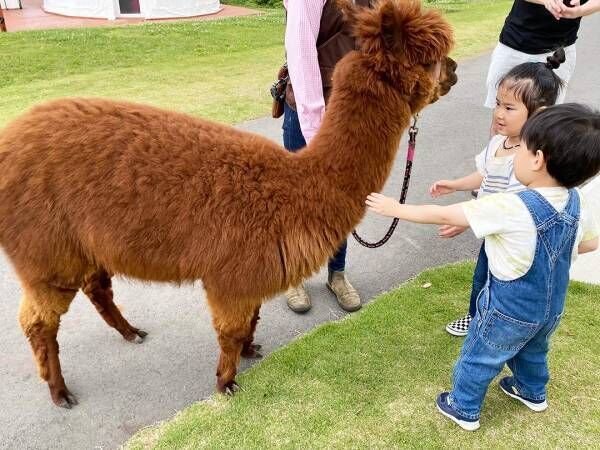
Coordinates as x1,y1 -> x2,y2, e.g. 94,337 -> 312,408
241,343 -> 263,359
126,329 -> 147,343
52,389 -> 78,409
133,329 -> 148,343
224,381 -> 241,396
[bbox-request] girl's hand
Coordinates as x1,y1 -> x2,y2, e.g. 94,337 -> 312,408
366,193 -> 400,217
438,225 -> 468,238
429,180 -> 456,198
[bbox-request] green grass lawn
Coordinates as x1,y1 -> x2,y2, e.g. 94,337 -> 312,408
125,263 -> 600,449
0,1 -> 511,129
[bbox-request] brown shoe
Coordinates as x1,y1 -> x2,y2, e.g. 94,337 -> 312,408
286,284 -> 311,313
327,271 -> 362,312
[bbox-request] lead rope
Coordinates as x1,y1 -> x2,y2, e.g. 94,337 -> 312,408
352,114 -> 419,248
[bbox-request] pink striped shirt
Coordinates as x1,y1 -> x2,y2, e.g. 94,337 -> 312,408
283,0 -> 327,143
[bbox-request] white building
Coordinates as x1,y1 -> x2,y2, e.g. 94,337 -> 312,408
1,0 -> 22,9
40,0 -> 221,20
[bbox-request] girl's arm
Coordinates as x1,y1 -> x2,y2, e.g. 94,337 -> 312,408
578,237 -> 599,254
366,193 -> 470,227
430,171 -> 483,197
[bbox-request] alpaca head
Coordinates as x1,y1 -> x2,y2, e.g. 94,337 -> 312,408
337,0 -> 457,112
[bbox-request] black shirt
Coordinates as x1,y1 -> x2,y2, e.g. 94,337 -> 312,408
500,0 -> 587,54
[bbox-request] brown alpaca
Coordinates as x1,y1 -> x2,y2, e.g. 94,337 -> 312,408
0,0 -> 456,408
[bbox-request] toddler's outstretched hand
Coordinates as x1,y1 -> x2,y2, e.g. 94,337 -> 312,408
366,193 -> 400,218
429,180 -> 456,198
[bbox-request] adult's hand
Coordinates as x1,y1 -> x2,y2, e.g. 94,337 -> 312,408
542,0 -> 568,19
561,0 -> 600,18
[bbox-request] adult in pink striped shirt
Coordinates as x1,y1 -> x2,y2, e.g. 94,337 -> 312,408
282,0 -> 371,314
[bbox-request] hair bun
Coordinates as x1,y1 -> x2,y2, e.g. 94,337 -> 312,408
545,47 -> 566,70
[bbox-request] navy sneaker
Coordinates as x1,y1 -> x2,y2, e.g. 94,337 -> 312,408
436,392 -> 480,431
499,377 -> 548,412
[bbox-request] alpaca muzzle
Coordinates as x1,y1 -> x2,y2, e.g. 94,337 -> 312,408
438,57 -> 458,98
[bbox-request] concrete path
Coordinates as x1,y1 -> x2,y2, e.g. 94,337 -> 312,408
0,13 -> 598,450
570,176 -> 600,283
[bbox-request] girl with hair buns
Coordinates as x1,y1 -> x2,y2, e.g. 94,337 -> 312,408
429,49 -> 566,336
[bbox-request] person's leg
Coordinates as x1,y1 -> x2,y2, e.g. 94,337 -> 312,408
446,301 -> 536,421
326,239 -> 361,312
484,42 -> 532,145
328,239 -> 347,273
282,102 -> 311,312
446,243 -> 487,336
501,314 -> 562,411
282,102 -> 306,152
554,45 -> 576,104
484,43 -> 528,108
468,244 -> 488,317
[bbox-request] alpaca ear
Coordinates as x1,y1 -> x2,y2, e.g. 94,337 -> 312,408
335,0 -> 361,29
401,7 -> 455,67
379,0 -> 402,53
352,0 -> 454,68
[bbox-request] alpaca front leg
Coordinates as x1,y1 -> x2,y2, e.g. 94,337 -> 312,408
214,320 -> 251,395
241,304 -> 262,359
207,293 -> 256,395
19,282 -> 78,408
82,269 -> 147,343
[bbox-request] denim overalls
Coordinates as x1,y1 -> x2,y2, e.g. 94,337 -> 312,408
449,189 -> 581,420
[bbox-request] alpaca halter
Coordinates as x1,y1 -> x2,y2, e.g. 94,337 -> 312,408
353,114 -> 419,248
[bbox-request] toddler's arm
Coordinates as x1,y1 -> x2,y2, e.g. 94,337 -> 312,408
366,193 -> 470,227
430,171 -> 483,198
578,237 -> 599,254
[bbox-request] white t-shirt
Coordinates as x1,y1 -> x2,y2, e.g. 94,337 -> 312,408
462,187 -> 599,281
476,135 -> 524,198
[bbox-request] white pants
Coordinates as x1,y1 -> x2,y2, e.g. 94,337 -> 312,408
484,42 -> 577,108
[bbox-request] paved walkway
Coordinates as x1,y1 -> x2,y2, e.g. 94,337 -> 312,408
2,0 -> 259,32
0,12 -> 598,450
570,175 -> 600,283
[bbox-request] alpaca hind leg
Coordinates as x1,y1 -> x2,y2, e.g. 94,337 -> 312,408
207,294 -> 257,395
19,282 -> 78,408
82,269 -> 147,343
241,304 -> 263,359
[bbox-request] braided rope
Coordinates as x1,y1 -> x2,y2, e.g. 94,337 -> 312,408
352,116 -> 419,248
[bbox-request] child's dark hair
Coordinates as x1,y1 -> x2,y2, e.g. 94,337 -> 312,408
521,103 -> 600,188
497,48 -> 566,116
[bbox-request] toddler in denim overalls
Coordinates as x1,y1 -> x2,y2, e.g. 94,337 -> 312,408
366,104 -> 600,430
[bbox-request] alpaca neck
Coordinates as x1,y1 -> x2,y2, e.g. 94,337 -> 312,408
303,58 -> 412,205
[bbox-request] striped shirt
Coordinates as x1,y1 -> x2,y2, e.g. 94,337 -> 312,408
476,135 -> 524,198
283,0 -> 327,143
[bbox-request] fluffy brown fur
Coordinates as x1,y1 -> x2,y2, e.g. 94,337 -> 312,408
0,0 -> 455,407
